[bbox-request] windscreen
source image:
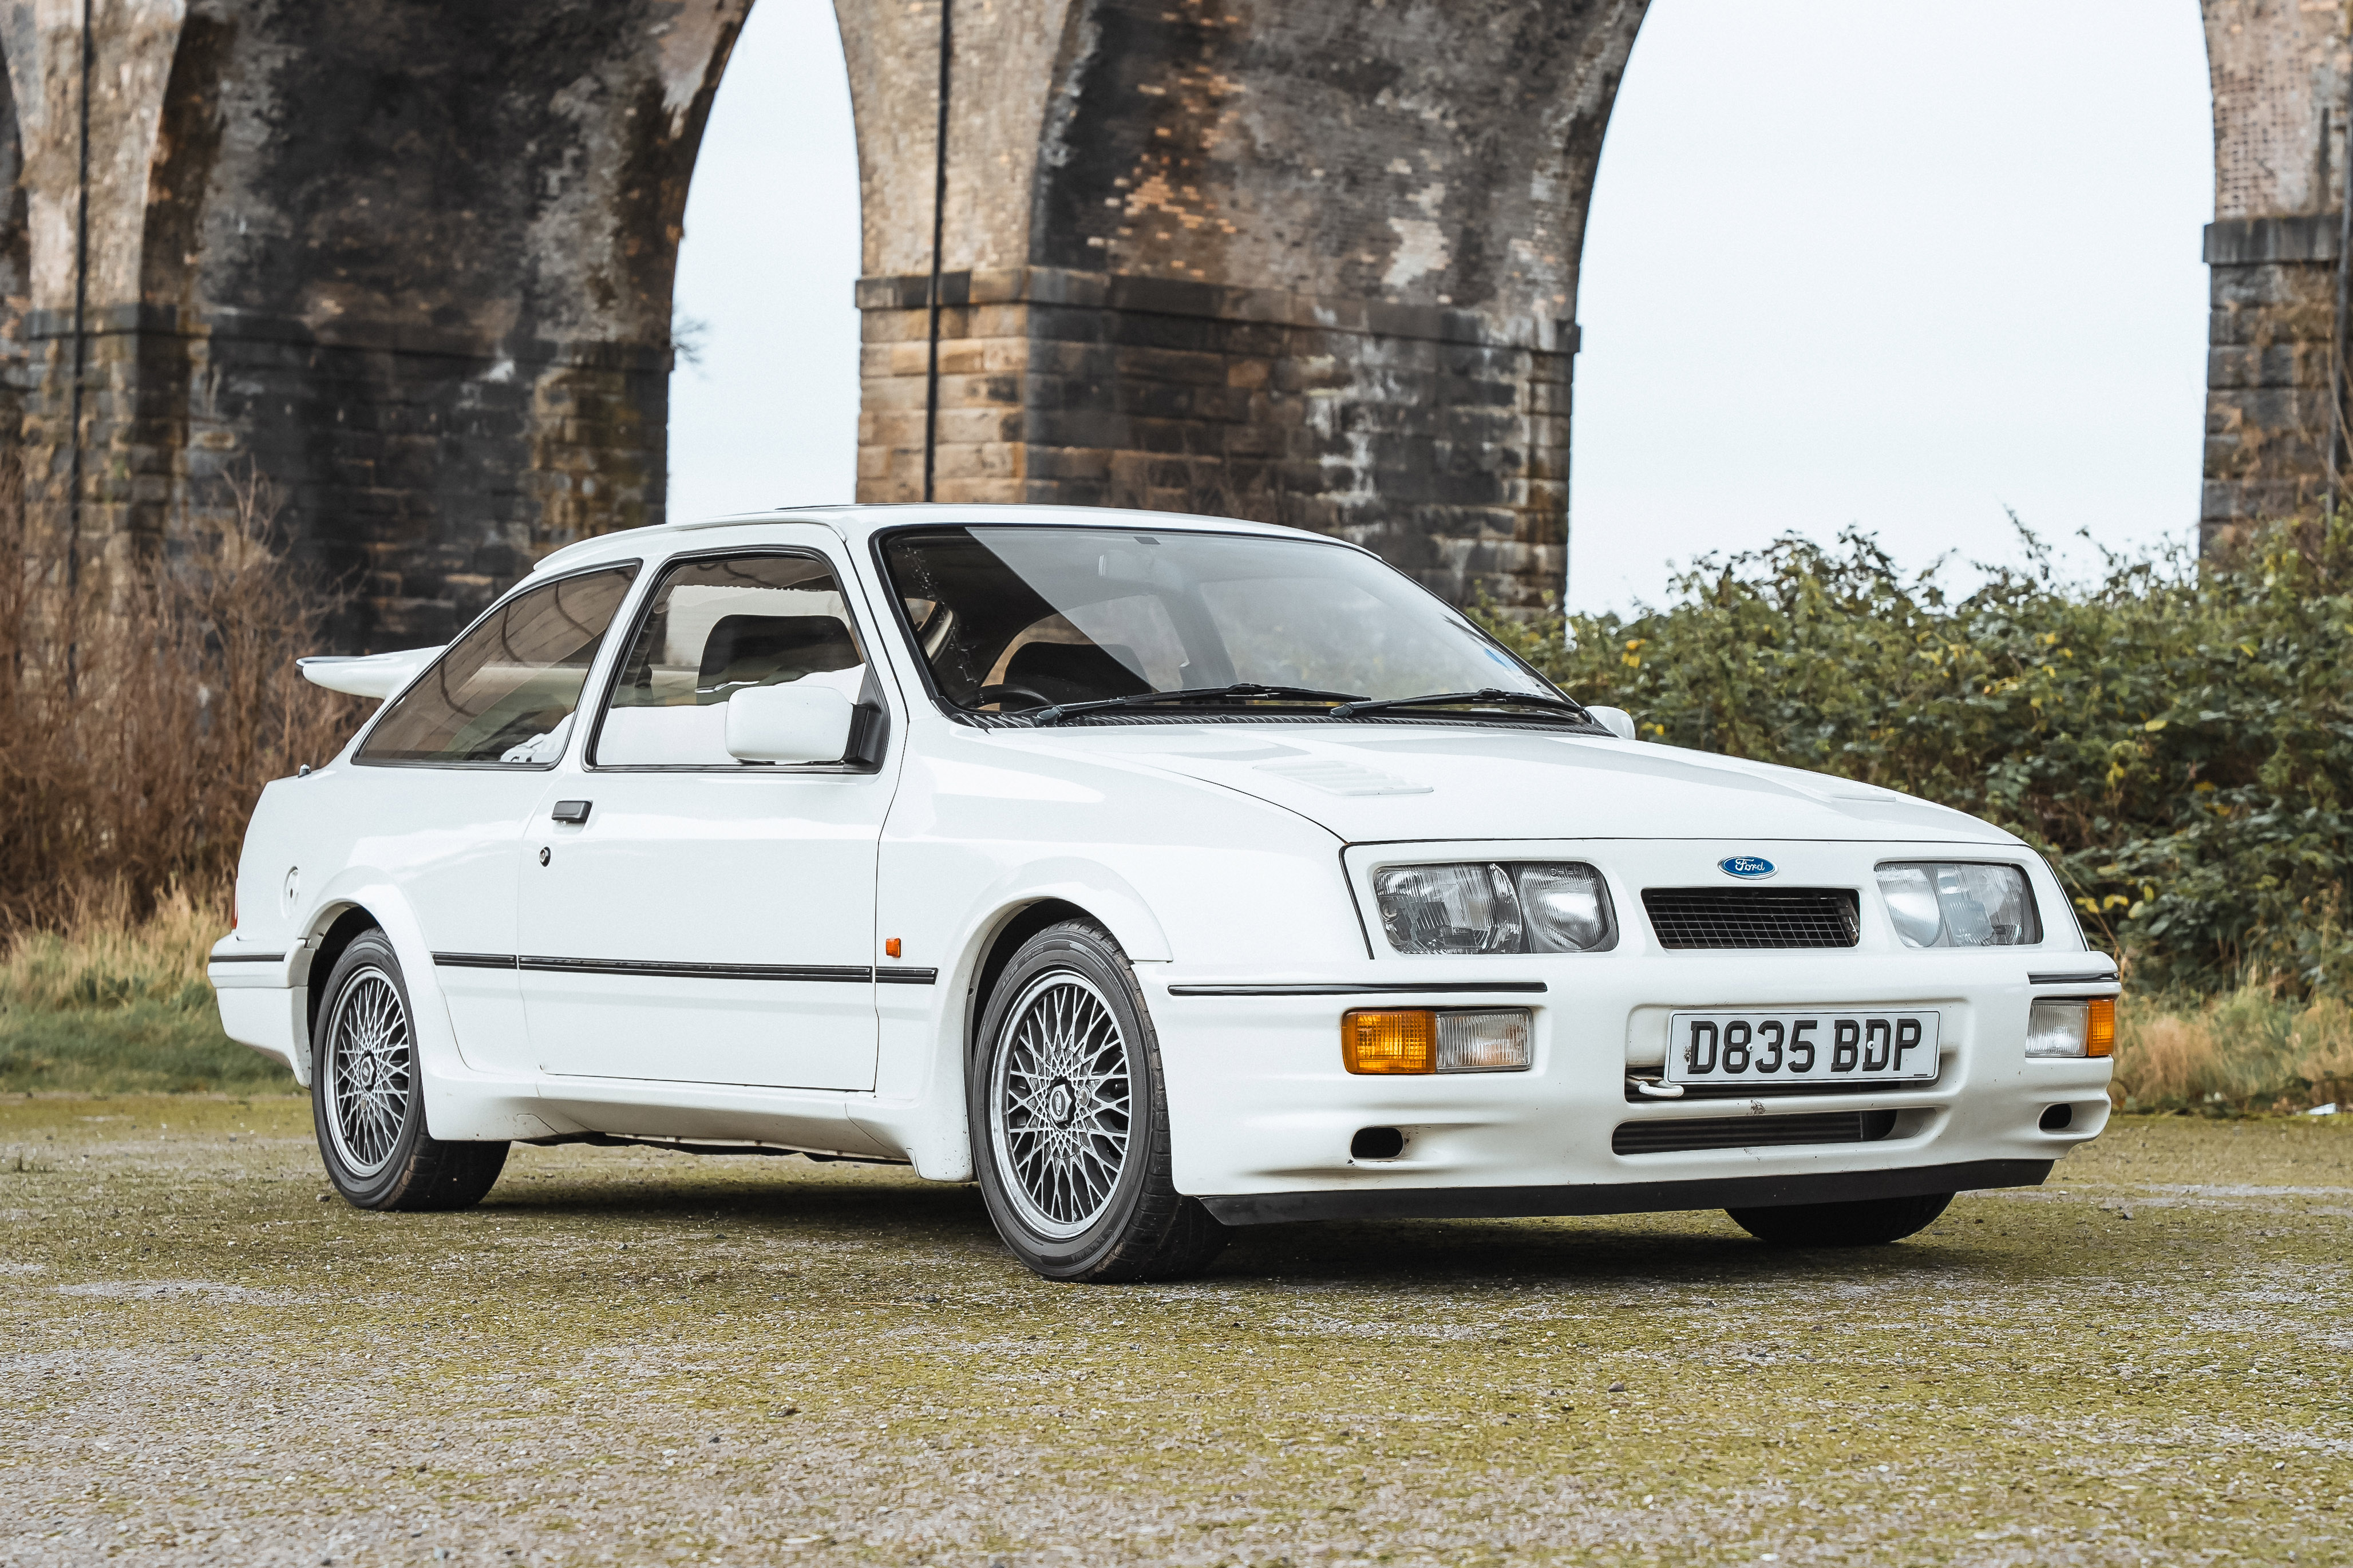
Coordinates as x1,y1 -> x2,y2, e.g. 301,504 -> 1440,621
880,526 -> 1558,712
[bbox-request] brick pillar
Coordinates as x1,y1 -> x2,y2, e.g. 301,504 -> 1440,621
2200,1 -> 2353,544
2201,217 -> 2338,540
839,0 -> 1644,614
856,267 -> 1572,610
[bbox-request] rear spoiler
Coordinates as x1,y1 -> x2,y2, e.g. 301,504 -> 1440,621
296,647 -> 444,700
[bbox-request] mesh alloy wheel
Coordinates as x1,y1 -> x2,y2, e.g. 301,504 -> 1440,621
966,918 -> 1226,1281
309,930 -> 508,1212
322,965 -> 413,1178
988,970 -> 1136,1239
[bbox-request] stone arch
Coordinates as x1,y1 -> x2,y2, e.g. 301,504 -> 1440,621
0,0 -> 2319,642
3,0 -> 745,648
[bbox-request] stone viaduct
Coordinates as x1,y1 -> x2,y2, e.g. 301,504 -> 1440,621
0,0 -> 2334,650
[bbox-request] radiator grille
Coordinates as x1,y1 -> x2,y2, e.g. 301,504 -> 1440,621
1611,1108 -> 1897,1156
1641,887 -> 1860,949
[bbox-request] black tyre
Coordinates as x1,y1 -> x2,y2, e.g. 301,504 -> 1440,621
311,930 -> 508,1211
969,919 -> 1228,1282
1726,1191 -> 1954,1248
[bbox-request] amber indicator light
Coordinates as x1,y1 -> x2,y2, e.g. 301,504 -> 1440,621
884,937 -> 903,959
1343,1009 -> 1437,1074
2086,996 -> 2115,1057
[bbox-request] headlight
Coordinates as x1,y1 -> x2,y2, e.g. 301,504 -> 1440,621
1874,862 -> 2040,948
1373,862 -> 1616,955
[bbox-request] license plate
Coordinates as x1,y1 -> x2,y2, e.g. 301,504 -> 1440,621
1665,1009 -> 1940,1085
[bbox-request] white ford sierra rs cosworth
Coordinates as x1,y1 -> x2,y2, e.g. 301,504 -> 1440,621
211,505 -> 2118,1281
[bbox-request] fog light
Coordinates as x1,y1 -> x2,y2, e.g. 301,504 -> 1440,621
1343,1009 -> 1535,1073
2026,999 -> 2090,1057
1344,1011 -> 1435,1074
1436,1009 -> 1533,1072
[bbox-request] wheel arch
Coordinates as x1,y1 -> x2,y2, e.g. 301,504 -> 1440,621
967,897 -> 1102,1055
857,891 -> 1150,1183
282,877 -> 484,1135
302,904 -> 386,1050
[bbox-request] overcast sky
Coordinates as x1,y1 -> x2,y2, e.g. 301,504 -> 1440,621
668,0 -> 2216,613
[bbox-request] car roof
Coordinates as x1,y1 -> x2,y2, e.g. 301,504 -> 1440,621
527,503 -> 1356,579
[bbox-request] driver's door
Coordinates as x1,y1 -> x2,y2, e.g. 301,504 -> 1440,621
514,543 -> 900,1091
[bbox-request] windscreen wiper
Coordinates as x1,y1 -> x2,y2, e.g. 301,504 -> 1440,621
1027,683 -> 1367,727
1329,687 -> 1600,724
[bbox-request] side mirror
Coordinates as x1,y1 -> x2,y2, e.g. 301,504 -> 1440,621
725,683 -> 856,764
1586,704 -> 1638,742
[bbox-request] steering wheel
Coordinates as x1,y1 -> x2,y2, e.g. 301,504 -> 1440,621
977,683 -> 1055,711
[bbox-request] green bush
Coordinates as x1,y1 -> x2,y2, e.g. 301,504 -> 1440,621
1483,518 -> 2353,993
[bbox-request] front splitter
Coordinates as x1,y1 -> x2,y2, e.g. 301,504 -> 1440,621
1196,1158 -> 2053,1226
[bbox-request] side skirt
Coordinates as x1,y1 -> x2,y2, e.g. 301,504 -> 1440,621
1196,1158 -> 2053,1227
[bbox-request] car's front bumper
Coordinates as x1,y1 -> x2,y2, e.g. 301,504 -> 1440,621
1146,949 -> 2115,1214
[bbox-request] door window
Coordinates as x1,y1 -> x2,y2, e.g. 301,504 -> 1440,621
357,565 -> 639,767
592,553 -> 869,767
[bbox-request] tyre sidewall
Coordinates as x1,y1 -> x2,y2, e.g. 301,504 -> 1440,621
311,931 -> 429,1209
968,925 -> 1170,1279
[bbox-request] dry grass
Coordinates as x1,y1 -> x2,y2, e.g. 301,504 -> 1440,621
2112,983 -> 2353,1113
0,451 -> 354,1091
0,881 -> 223,1012
0,454 -> 362,928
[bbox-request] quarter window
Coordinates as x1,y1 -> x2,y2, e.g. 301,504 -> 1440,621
357,565 -> 639,767
593,553 -> 869,767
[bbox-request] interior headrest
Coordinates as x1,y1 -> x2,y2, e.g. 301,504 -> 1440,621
698,614 -> 859,692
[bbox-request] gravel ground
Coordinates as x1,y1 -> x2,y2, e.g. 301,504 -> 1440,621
2,1096 -> 2348,1568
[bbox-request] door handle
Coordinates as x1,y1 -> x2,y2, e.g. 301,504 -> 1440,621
550,799 -> 592,824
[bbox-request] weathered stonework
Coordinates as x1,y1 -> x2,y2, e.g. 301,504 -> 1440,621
0,0 -> 2337,642
0,0 -> 744,648
837,0 -> 1644,614
2200,1 -> 2353,543
855,267 -> 1571,607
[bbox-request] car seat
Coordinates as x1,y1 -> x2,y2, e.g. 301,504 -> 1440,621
698,615 -> 861,699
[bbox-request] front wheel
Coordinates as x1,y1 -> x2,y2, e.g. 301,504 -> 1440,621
1725,1191 -> 1953,1247
969,920 -> 1228,1282
312,930 -> 508,1211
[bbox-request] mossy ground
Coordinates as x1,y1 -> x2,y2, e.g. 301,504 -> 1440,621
3,1099 -> 2347,1567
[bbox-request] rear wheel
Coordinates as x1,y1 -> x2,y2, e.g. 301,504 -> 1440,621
312,930 -> 507,1211
969,920 -> 1227,1282
1726,1191 -> 1953,1247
